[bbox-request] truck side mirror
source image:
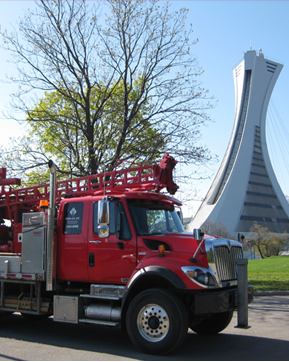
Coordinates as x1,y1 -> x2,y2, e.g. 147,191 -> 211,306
98,225 -> 109,238
193,228 -> 202,241
238,233 -> 245,243
98,200 -> 110,238
98,200 -> 110,225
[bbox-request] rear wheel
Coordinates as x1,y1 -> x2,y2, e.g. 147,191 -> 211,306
126,289 -> 188,355
190,310 -> 234,335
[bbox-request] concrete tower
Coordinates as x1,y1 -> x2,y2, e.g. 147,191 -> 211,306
189,50 -> 289,236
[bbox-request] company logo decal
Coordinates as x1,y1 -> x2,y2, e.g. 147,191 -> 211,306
70,207 -> 77,216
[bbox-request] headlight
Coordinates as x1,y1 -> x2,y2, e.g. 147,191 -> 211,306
182,266 -> 218,288
204,274 -> 209,285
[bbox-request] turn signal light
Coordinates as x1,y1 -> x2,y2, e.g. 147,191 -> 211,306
187,270 -> 195,278
158,244 -> 165,257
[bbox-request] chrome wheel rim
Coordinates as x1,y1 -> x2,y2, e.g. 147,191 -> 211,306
137,303 -> 170,342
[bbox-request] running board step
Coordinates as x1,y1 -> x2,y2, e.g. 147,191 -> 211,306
79,318 -> 120,327
81,284 -> 125,300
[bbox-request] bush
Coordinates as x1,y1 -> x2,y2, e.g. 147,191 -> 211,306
244,223 -> 289,259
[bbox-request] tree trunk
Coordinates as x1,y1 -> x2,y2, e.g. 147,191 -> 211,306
257,244 -> 264,259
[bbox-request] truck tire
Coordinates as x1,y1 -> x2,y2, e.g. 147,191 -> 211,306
126,288 -> 188,355
190,310 -> 233,335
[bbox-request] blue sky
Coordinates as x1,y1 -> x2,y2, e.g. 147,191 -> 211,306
0,1 -> 289,218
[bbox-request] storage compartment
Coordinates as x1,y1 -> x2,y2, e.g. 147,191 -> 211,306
53,296 -> 79,324
0,255 -> 21,273
21,213 -> 46,275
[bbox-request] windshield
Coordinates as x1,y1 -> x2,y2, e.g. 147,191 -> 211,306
127,199 -> 185,236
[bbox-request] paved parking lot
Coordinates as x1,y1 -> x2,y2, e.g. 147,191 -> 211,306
0,295 -> 288,360
212,295 -> 289,361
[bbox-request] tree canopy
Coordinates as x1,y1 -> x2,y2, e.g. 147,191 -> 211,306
244,223 -> 289,259
1,0 -> 214,184
9,81 -> 165,182
201,220 -> 236,240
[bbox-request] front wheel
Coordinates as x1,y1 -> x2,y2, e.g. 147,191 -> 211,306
126,289 -> 188,355
190,310 -> 234,335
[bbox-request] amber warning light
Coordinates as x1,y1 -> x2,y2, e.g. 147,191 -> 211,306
39,200 -> 49,209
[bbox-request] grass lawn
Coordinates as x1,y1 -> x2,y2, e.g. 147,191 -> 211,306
248,255 -> 289,291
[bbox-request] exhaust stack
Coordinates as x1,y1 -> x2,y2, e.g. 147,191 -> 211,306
46,160 -> 56,291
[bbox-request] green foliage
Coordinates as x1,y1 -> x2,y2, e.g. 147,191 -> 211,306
201,220 -> 236,240
1,0 -> 214,184
22,81 -> 164,183
248,256 -> 289,291
245,223 -> 289,259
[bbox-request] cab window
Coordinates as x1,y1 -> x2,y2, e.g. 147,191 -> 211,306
93,201 -> 131,240
127,199 -> 184,236
63,202 -> 83,235
116,201 -> 132,240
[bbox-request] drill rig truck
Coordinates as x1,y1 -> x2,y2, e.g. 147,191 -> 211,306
0,154 -> 252,355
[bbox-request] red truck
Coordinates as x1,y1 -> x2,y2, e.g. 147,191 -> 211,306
0,154 -> 252,355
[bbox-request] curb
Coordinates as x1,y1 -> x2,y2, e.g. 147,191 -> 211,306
253,290 -> 289,296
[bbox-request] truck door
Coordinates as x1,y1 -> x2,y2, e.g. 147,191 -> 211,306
57,200 -> 89,281
87,200 -> 137,283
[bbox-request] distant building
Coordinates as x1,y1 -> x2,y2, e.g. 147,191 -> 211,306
188,50 -> 289,237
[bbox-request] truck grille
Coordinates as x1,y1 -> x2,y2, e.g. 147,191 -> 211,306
214,245 -> 243,282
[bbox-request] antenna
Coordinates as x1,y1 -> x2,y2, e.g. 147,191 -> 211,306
103,165 -> 106,196
250,40 -> 252,50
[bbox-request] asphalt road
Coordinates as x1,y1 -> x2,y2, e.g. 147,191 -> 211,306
0,295 -> 288,361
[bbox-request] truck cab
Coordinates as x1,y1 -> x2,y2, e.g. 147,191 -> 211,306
56,192 -> 186,284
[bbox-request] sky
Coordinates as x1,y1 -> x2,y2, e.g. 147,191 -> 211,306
0,0 -> 289,218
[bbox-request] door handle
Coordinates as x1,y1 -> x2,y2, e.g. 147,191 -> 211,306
89,240 -> 102,244
89,252 -> 95,267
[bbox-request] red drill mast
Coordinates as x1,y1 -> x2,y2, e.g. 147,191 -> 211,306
0,154 -> 178,234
